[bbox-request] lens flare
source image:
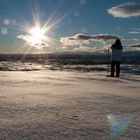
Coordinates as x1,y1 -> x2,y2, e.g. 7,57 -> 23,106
12,0 -> 76,53
28,26 -> 46,46
107,114 -> 132,137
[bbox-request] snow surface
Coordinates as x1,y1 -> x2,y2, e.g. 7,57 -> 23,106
0,71 -> 140,140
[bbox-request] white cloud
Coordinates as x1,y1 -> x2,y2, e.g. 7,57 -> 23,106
17,35 -> 31,42
56,44 -> 108,53
133,38 -> 139,41
108,2 -> 140,18
17,35 -> 49,48
130,28 -> 140,31
60,37 -> 81,46
129,28 -> 140,34
127,43 -> 140,48
130,38 -> 139,42
60,33 -> 119,46
60,36 -> 90,46
58,33 -> 119,53
129,31 -> 140,34
123,38 -> 139,42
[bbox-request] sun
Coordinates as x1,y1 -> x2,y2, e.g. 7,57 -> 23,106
30,26 -> 45,40
28,26 -> 46,46
16,3 -> 71,52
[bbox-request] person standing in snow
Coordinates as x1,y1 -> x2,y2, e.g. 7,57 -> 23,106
109,39 -> 123,77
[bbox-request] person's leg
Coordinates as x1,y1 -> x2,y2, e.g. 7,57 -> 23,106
116,61 -> 120,77
111,61 -> 115,77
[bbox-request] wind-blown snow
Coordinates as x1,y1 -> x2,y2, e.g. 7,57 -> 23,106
0,70 -> 140,139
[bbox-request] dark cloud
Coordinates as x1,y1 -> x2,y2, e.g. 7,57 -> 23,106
108,2 -> 140,18
60,34 -> 119,45
69,34 -> 119,40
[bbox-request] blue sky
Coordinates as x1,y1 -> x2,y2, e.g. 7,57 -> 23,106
0,0 -> 140,53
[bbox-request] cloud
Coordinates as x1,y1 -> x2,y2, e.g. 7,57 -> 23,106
127,43 -> 140,48
17,35 -> 31,42
129,31 -> 140,34
108,2 -> 140,18
123,38 -> 139,42
130,28 -> 140,31
127,43 -> 140,51
60,33 -> 119,46
60,36 -> 82,46
17,35 -> 49,48
58,33 -> 119,53
69,34 -> 119,40
132,38 -> 139,41
129,28 -> 140,34
56,44 -> 108,53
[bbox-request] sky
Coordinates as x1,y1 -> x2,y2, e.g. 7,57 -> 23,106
0,0 -> 140,53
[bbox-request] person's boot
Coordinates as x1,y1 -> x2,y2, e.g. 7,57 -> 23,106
116,73 -> 120,77
110,72 -> 114,77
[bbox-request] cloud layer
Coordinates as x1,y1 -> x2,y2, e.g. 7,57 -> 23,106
127,43 -> 140,48
17,35 -> 49,48
60,33 -> 119,46
108,2 -> 140,18
69,34 -> 119,40
129,28 -> 140,34
58,33 -> 120,53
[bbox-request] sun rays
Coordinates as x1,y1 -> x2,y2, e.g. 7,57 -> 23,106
1,0 -> 86,54
27,25 -> 47,47
12,0 -> 74,54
